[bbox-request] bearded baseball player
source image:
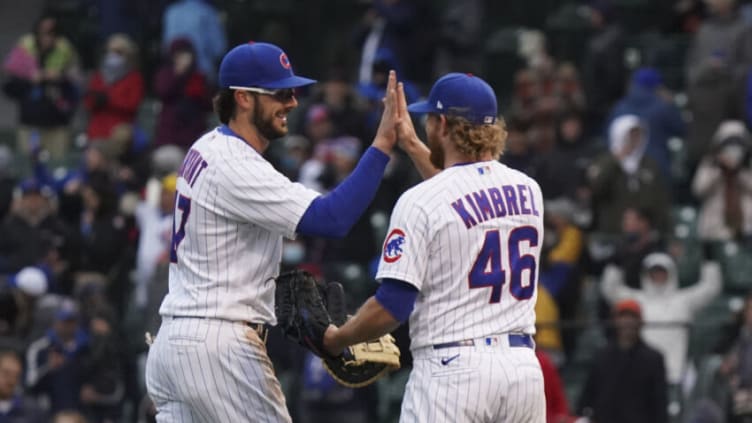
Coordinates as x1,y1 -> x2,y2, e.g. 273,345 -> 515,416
145,42 -> 403,422
324,73 -> 546,422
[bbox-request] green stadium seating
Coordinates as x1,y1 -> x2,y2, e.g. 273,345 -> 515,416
687,294 -> 738,359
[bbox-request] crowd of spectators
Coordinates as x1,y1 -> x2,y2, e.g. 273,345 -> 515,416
0,0 -> 752,422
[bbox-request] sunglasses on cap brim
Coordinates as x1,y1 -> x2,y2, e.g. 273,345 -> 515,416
230,86 -> 296,102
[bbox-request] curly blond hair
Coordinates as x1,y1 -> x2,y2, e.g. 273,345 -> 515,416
445,115 -> 507,160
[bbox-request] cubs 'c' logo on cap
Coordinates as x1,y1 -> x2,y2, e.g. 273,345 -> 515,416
383,229 -> 406,263
279,53 -> 291,69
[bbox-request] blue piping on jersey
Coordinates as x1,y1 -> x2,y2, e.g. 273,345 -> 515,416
218,125 -> 257,150
374,278 -> 418,323
297,146 -> 389,238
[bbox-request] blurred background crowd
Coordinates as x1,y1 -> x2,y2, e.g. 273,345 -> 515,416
1,0 -> 752,422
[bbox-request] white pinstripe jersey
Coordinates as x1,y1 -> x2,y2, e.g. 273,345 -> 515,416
376,160 -> 544,350
159,126 -> 319,324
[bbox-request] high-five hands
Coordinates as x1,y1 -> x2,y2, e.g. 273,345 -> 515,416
371,70 -> 439,179
393,75 -> 441,179
371,70 -> 401,154
395,81 -> 420,152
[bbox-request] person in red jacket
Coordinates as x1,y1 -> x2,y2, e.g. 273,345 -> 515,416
152,37 -> 211,149
537,349 -> 577,423
83,33 -> 144,141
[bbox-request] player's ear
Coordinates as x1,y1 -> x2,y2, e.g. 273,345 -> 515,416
234,90 -> 253,111
439,115 -> 450,137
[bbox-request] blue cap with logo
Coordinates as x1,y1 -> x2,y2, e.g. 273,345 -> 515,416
407,73 -> 498,125
218,42 -> 316,90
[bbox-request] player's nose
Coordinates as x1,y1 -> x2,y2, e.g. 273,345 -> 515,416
286,95 -> 298,108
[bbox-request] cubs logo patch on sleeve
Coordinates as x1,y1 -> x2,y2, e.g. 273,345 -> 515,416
383,229 -> 406,263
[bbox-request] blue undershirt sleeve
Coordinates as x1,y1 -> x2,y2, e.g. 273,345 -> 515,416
296,146 -> 389,238
374,278 -> 419,323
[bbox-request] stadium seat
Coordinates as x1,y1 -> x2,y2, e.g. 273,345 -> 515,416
714,242 -> 752,293
672,205 -> 703,286
0,127 -> 14,149
687,294 -> 739,359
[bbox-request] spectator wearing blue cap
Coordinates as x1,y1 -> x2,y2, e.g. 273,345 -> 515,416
26,298 -> 89,414
78,310 -> 125,423
145,41 -> 409,422
609,67 -> 686,181
0,179 -> 79,295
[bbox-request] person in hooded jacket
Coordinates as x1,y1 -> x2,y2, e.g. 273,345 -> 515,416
693,120 -> 752,243
601,251 -> 722,385
587,114 -> 671,235
83,33 -> 144,142
152,37 -> 211,149
609,67 -> 686,181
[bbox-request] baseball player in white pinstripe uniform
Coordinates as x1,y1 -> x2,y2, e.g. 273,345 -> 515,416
145,42 -> 403,422
324,73 -> 546,422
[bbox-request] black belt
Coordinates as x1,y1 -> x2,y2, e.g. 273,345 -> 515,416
433,334 -> 534,350
170,316 -> 269,344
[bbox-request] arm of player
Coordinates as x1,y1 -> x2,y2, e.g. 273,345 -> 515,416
297,146 -> 389,238
297,71 -> 401,238
395,81 -> 441,180
323,278 -> 418,356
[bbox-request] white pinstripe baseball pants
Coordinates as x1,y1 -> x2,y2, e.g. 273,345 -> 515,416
145,317 -> 290,423
401,338 -> 545,423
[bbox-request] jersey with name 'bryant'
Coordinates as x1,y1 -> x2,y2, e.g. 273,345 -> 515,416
159,127 -> 319,324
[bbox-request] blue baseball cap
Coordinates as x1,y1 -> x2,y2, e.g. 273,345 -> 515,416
54,299 -> 79,321
407,73 -> 498,125
218,42 -> 316,90
632,67 -> 662,90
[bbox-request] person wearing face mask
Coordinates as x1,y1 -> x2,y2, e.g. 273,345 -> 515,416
83,33 -> 144,142
601,251 -> 722,386
693,120 -> 752,244
153,38 -> 211,149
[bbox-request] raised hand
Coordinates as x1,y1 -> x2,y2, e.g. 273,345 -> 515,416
371,70 -> 399,154
394,81 -> 440,179
395,82 -> 420,149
